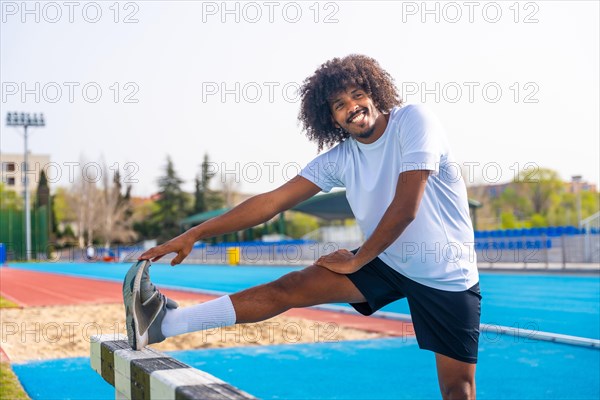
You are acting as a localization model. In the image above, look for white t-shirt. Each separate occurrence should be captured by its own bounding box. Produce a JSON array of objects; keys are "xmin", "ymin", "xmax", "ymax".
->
[{"xmin": 300, "ymin": 104, "xmax": 478, "ymax": 291}]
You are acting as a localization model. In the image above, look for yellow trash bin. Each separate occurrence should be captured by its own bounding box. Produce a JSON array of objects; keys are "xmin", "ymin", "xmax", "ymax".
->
[{"xmin": 227, "ymin": 247, "xmax": 240, "ymax": 266}]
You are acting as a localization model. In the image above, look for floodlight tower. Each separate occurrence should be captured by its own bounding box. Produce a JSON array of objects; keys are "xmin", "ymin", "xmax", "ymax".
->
[
  {"xmin": 571, "ymin": 175, "xmax": 583, "ymax": 227},
  {"xmin": 6, "ymin": 112, "xmax": 45, "ymax": 261}
]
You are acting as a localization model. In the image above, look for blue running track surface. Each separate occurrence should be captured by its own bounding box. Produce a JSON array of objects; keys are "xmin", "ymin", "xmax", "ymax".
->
[{"xmin": 13, "ymin": 337, "xmax": 600, "ymax": 399}]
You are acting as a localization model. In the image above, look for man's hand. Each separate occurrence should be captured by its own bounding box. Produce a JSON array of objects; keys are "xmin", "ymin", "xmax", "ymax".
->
[
  {"xmin": 138, "ymin": 232, "xmax": 195, "ymax": 266},
  {"xmin": 315, "ymin": 249, "xmax": 362, "ymax": 274}
]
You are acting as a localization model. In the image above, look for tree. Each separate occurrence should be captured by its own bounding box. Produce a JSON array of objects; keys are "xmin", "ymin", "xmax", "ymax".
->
[
  {"xmin": 133, "ymin": 200, "xmax": 161, "ymax": 240},
  {"xmin": 67, "ymin": 156, "xmax": 103, "ymax": 248},
  {"xmin": 0, "ymin": 183, "xmax": 21, "ymax": 211},
  {"xmin": 50, "ymin": 193, "xmax": 59, "ymax": 238},
  {"xmin": 552, "ymin": 192, "xmax": 575, "ymax": 226},
  {"xmin": 52, "ymin": 187, "xmax": 76, "ymax": 243},
  {"xmin": 192, "ymin": 154, "xmax": 224, "ymax": 214},
  {"xmin": 34, "ymin": 169, "xmax": 53, "ymax": 245},
  {"xmin": 529, "ymin": 213, "xmax": 547, "ymax": 227},
  {"xmin": 469, "ymin": 166, "xmax": 599, "ymax": 229},
  {"xmin": 52, "ymin": 187, "xmax": 75, "ymax": 224},
  {"xmin": 220, "ymin": 175, "xmax": 239, "ymax": 208},
  {"xmin": 70, "ymin": 162, "xmax": 84, "ymax": 247},
  {"xmin": 285, "ymin": 212, "xmax": 320, "ymax": 238},
  {"xmin": 547, "ymin": 190, "xmax": 600, "ymax": 226},
  {"xmin": 153, "ymin": 157, "xmax": 188, "ymax": 242},
  {"xmin": 516, "ymin": 168, "xmax": 564, "ymax": 215},
  {"xmin": 99, "ymin": 167, "xmax": 137, "ymax": 249},
  {"xmin": 581, "ymin": 192, "xmax": 600, "ymax": 220},
  {"xmin": 193, "ymin": 154, "xmax": 212, "ymax": 214},
  {"xmin": 35, "ymin": 169, "xmax": 50, "ymax": 208},
  {"xmin": 500, "ymin": 212, "xmax": 519, "ymax": 229},
  {"xmin": 492, "ymin": 187, "xmax": 530, "ymax": 221}
]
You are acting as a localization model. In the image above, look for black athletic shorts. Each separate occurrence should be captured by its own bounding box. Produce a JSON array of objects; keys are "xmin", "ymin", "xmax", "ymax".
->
[{"xmin": 346, "ymin": 254, "xmax": 482, "ymax": 364}]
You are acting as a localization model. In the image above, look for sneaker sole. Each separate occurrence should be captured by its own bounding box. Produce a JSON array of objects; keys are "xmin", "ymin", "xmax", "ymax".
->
[{"xmin": 123, "ymin": 260, "xmax": 150, "ymax": 350}]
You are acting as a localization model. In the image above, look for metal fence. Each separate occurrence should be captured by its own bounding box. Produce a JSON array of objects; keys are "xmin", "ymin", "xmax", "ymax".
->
[
  {"xmin": 14, "ymin": 229, "xmax": 600, "ymax": 270},
  {"xmin": 0, "ymin": 205, "xmax": 49, "ymax": 261},
  {"xmin": 475, "ymin": 226, "xmax": 600, "ymax": 266},
  {"xmin": 475, "ymin": 234, "xmax": 600, "ymax": 267}
]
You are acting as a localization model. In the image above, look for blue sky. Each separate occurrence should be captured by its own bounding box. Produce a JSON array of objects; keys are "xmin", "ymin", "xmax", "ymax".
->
[{"xmin": 1, "ymin": 1, "xmax": 598, "ymax": 196}]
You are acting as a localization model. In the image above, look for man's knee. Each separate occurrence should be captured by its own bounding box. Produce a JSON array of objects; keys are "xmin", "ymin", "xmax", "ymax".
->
[
  {"xmin": 269, "ymin": 271, "xmax": 306, "ymax": 303},
  {"xmin": 436, "ymin": 353, "xmax": 477, "ymax": 400}
]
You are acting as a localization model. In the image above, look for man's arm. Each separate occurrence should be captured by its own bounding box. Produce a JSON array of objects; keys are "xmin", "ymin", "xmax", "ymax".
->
[
  {"xmin": 315, "ymin": 170, "xmax": 430, "ymax": 274},
  {"xmin": 139, "ymin": 175, "xmax": 321, "ymax": 265}
]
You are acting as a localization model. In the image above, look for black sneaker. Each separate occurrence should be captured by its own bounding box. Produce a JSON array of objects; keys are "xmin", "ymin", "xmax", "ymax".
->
[{"xmin": 123, "ymin": 260, "xmax": 178, "ymax": 350}]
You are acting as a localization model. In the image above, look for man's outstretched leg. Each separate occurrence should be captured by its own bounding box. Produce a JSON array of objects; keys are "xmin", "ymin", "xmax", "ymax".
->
[
  {"xmin": 229, "ymin": 265, "xmax": 367, "ymax": 323},
  {"xmin": 124, "ymin": 261, "xmax": 366, "ymax": 349}
]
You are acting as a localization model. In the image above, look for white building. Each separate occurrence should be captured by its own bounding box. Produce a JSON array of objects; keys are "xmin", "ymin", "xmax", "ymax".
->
[{"xmin": 0, "ymin": 152, "xmax": 51, "ymax": 196}]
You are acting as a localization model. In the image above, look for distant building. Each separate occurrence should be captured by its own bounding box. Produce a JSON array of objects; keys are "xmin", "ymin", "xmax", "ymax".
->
[
  {"xmin": 0, "ymin": 152, "xmax": 51, "ymax": 196},
  {"xmin": 565, "ymin": 178, "xmax": 597, "ymax": 194}
]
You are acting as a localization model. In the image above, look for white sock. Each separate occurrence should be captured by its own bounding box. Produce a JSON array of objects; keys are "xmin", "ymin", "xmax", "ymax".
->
[{"xmin": 161, "ymin": 295, "xmax": 237, "ymax": 338}]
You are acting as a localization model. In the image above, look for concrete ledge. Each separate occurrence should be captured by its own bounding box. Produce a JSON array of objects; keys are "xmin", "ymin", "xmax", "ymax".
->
[{"xmin": 90, "ymin": 334, "xmax": 256, "ymax": 400}]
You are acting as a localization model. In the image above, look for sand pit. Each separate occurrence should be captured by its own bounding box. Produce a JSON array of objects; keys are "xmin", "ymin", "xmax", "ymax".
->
[{"xmin": 1, "ymin": 300, "xmax": 383, "ymax": 362}]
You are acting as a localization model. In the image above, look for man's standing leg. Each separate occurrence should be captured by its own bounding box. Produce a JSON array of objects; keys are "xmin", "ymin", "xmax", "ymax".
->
[{"xmin": 435, "ymin": 353, "xmax": 476, "ymax": 400}]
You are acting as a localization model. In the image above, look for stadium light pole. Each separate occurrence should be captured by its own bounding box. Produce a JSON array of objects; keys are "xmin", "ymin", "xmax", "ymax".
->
[
  {"xmin": 6, "ymin": 112, "xmax": 45, "ymax": 261},
  {"xmin": 571, "ymin": 175, "xmax": 582, "ymax": 228}
]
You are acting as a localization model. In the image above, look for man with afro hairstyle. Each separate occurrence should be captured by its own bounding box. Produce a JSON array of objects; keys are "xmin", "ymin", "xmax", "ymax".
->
[{"xmin": 136, "ymin": 54, "xmax": 480, "ymax": 399}]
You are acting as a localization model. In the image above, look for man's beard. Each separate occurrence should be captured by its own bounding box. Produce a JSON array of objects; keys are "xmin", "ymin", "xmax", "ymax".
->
[{"xmin": 354, "ymin": 125, "xmax": 376, "ymax": 139}]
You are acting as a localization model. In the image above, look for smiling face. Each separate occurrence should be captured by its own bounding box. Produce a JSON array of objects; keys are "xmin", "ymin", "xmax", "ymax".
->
[{"xmin": 328, "ymin": 86, "xmax": 387, "ymax": 143}]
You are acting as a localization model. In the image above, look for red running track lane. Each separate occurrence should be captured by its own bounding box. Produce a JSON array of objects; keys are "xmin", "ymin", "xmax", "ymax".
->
[
  {"xmin": 0, "ymin": 268, "xmax": 214, "ymax": 307},
  {"xmin": 0, "ymin": 268, "xmax": 414, "ymax": 338},
  {"xmin": 0, "ymin": 346, "xmax": 9, "ymax": 363}
]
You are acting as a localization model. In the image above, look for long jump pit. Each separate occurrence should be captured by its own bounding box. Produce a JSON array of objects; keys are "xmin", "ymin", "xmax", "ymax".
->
[{"xmin": 0, "ymin": 267, "xmax": 415, "ymax": 363}]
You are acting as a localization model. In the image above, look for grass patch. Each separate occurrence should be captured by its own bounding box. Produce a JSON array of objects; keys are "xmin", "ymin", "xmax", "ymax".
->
[
  {"xmin": 0, "ymin": 296, "xmax": 19, "ymax": 309},
  {"xmin": 0, "ymin": 362, "xmax": 30, "ymax": 400}
]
